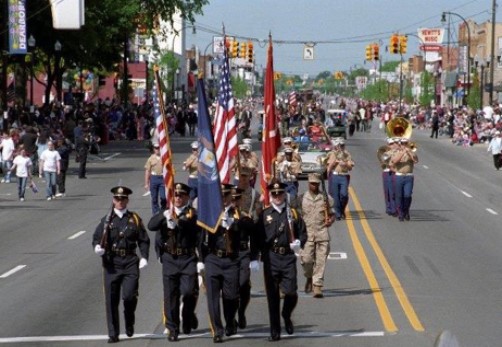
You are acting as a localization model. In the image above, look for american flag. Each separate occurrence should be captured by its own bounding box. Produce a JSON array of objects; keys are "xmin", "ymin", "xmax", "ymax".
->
[
  {"xmin": 288, "ymin": 91, "xmax": 297, "ymax": 107},
  {"xmin": 152, "ymin": 74, "xmax": 175, "ymax": 207},
  {"xmin": 213, "ymin": 41, "xmax": 238, "ymax": 184}
]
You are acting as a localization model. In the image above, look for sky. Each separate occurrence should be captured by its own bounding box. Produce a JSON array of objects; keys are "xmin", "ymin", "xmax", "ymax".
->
[{"xmin": 186, "ymin": 0, "xmax": 499, "ymax": 78}]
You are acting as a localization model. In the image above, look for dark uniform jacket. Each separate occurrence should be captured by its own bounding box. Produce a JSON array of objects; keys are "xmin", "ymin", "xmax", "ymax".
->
[
  {"xmin": 202, "ymin": 207, "xmax": 242, "ymax": 260},
  {"xmin": 147, "ymin": 206, "xmax": 201, "ymax": 259},
  {"xmin": 92, "ymin": 210, "xmax": 150, "ymax": 265},
  {"xmin": 236, "ymin": 211, "xmax": 260, "ymax": 261}
]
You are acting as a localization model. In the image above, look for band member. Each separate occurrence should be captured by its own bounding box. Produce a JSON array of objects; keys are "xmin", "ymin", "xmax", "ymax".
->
[
  {"xmin": 390, "ymin": 138, "xmax": 418, "ymax": 221},
  {"xmin": 380, "ymin": 138, "xmax": 398, "ymax": 216},
  {"xmin": 326, "ymin": 138, "xmax": 354, "ymax": 220},
  {"xmin": 257, "ymin": 181, "xmax": 307, "ymax": 341},
  {"xmin": 300, "ymin": 173, "xmax": 334, "ymax": 298},
  {"xmin": 230, "ymin": 183, "xmax": 260, "ymax": 329},
  {"xmin": 201, "ymin": 184, "xmax": 242, "ymax": 343},
  {"xmin": 147, "ymin": 183, "xmax": 201, "ymax": 341},
  {"xmin": 144, "ymin": 143, "xmax": 166, "ymax": 215},
  {"xmin": 276, "ymin": 148, "xmax": 301, "ymax": 198},
  {"xmin": 182, "ymin": 141, "xmax": 199, "ymax": 202},
  {"xmin": 92, "ymin": 186, "xmax": 150, "ymax": 343}
]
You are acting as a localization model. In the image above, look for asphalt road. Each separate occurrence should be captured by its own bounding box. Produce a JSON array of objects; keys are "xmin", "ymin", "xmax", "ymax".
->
[{"xmin": 0, "ymin": 121, "xmax": 501, "ymax": 347}]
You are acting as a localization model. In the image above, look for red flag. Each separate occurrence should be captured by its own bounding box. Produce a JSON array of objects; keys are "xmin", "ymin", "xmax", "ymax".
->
[
  {"xmin": 214, "ymin": 39, "xmax": 238, "ymax": 184},
  {"xmin": 153, "ymin": 69, "xmax": 175, "ymax": 207},
  {"xmin": 261, "ymin": 36, "xmax": 281, "ymax": 206}
]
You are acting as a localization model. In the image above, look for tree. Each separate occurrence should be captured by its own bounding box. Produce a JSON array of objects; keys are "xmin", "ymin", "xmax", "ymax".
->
[
  {"xmin": 231, "ymin": 76, "xmax": 248, "ymax": 99},
  {"xmin": 419, "ymin": 71, "xmax": 434, "ymax": 107}
]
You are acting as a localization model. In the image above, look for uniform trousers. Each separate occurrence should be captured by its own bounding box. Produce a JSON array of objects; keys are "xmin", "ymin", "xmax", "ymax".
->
[
  {"xmin": 187, "ymin": 177, "xmax": 198, "ymax": 202},
  {"xmin": 204, "ymin": 254, "xmax": 240, "ymax": 337},
  {"xmin": 161, "ymin": 253, "xmax": 198, "ymax": 335},
  {"xmin": 149, "ymin": 175, "xmax": 166, "ymax": 215},
  {"xmin": 301, "ymin": 240, "xmax": 330, "ymax": 287},
  {"xmin": 394, "ymin": 175, "xmax": 414, "ymax": 219},
  {"xmin": 103, "ymin": 255, "xmax": 140, "ymax": 338},
  {"xmin": 237, "ymin": 251, "xmax": 251, "ymax": 318},
  {"xmin": 78, "ymin": 151, "xmax": 88, "ymax": 178},
  {"xmin": 329, "ymin": 174, "xmax": 350, "ymax": 218},
  {"xmin": 382, "ymin": 171, "xmax": 396, "ymax": 215},
  {"xmin": 263, "ymin": 251, "xmax": 298, "ymax": 337}
]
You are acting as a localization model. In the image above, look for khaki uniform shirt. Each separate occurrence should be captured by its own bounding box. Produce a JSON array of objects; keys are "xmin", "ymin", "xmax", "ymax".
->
[
  {"xmin": 183, "ymin": 153, "xmax": 198, "ymax": 178},
  {"xmin": 144, "ymin": 154, "xmax": 163, "ymax": 176},
  {"xmin": 391, "ymin": 149, "xmax": 417, "ymax": 174},
  {"xmin": 301, "ymin": 191, "xmax": 334, "ymax": 242},
  {"xmin": 240, "ymin": 186, "xmax": 262, "ymax": 221},
  {"xmin": 327, "ymin": 149, "xmax": 354, "ymax": 174}
]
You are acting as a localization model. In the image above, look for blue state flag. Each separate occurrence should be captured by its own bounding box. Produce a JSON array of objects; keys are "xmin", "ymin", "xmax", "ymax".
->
[{"xmin": 196, "ymin": 78, "xmax": 223, "ymax": 233}]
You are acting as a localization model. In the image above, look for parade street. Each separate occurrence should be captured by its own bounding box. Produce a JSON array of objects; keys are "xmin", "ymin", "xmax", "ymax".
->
[{"xmin": 0, "ymin": 123, "xmax": 501, "ymax": 347}]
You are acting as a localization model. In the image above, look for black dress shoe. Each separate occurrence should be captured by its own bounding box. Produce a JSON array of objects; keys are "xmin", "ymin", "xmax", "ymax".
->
[
  {"xmin": 225, "ymin": 322, "xmax": 237, "ymax": 336},
  {"xmin": 268, "ymin": 333, "xmax": 281, "ymax": 341},
  {"xmin": 126, "ymin": 325, "xmax": 134, "ymax": 337},
  {"xmin": 107, "ymin": 336, "xmax": 119, "ymax": 343},
  {"xmin": 182, "ymin": 319, "xmax": 191, "ymax": 335},
  {"xmin": 238, "ymin": 313, "xmax": 247, "ymax": 329},
  {"xmin": 284, "ymin": 317, "xmax": 294, "ymax": 335},
  {"xmin": 404, "ymin": 213, "xmax": 410, "ymax": 221},
  {"xmin": 168, "ymin": 331, "xmax": 179, "ymax": 342},
  {"xmin": 213, "ymin": 335, "xmax": 223, "ymax": 343},
  {"xmin": 191, "ymin": 314, "xmax": 199, "ymax": 330}
]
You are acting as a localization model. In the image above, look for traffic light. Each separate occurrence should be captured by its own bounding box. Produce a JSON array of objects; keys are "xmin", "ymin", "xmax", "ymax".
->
[
  {"xmin": 247, "ymin": 42, "xmax": 253, "ymax": 63},
  {"xmin": 365, "ymin": 45, "xmax": 372, "ymax": 61},
  {"xmin": 98, "ymin": 75, "xmax": 106, "ymax": 86},
  {"xmin": 225, "ymin": 38, "xmax": 231, "ymax": 57},
  {"xmin": 373, "ymin": 44, "xmax": 379, "ymax": 61},
  {"xmin": 335, "ymin": 71, "xmax": 343, "ymax": 80},
  {"xmin": 390, "ymin": 34, "xmax": 399, "ymax": 54},
  {"xmin": 274, "ymin": 72, "xmax": 282, "ymax": 81},
  {"xmin": 231, "ymin": 40, "xmax": 239, "ymax": 58},
  {"xmin": 399, "ymin": 35, "xmax": 408, "ymax": 54},
  {"xmin": 240, "ymin": 42, "xmax": 247, "ymax": 59}
]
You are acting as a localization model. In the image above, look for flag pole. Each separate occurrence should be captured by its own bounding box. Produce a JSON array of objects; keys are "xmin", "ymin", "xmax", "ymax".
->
[{"xmin": 153, "ymin": 65, "xmax": 175, "ymax": 209}]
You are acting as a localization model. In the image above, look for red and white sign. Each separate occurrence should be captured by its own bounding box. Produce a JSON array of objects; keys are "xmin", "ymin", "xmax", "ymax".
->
[{"xmin": 417, "ymin": 28, "xmax": 444, "ymax": 52}]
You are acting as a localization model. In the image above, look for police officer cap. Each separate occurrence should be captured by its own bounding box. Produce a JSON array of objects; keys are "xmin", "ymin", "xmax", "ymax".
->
[
  {"xmin": 308, "ymin": 173, "xmax": 322, "ymax": 183},
  {"xmin": 111, "ymin": 186, "xmax": 133, "ymax": 197},
  {"xmin": 190, "ymin": 141, "xmax": 199, "ymax": 149},
  {"xmin": 267, "ymin": 181, "xmax": 287, "ymax": 194},
  {"xmin": 231, "ymin": 187, "xmax": 244, "ymax": 198},
  {"xmin": 174, "ymin": 182, "xmax": 191, "ymax": 195},
  {"xmin": 221, "ymin": 183, "xmax": 234, "ymax": 194}
]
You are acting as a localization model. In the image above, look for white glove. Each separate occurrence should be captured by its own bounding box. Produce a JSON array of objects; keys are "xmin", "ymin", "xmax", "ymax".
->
[
  {"xmin": 94, "ymin": 245, "xmax": 105, "ymax": 256},
  {"xmin": 222, "ymin": 217, "xmax": 234, "ymax": 229},
  {"xmin": 167, "ymin": 220, "xmax": 176, "ymax": 229},
  {"xmin": 289, "ymin": 239, "xmax": 301, "ymax": 252},
  {"xmin": 139, "ymin": 258, "xmax": 148, "ymax": 269},
  {"xmin": 249, "ymin": 260, "xmax": 260, "ymax": 272},
  {"xmin": 164, "ymin": 210, "xmax": 176, "ymax": 229},
  {"xmin": 197, "ymin": 262, "xmax": 205, "ymax": 273},
  {"xmin": 163, "ymin": 209, "xmax": 173, "ymax": 221}
]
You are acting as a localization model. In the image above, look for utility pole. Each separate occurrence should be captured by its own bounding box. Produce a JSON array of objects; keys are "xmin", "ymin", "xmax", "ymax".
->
[{"xmin": 489, "ymin": 0, "xmax": 497, "ymax": 105}]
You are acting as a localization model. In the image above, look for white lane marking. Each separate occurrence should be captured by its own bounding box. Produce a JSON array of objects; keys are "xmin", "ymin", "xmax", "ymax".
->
[
  {"xmin": 68, "ymin": 231, "xmax": 86, "ymax": 240},
  {"xmin": 0, "ymin": 193, "xmax": 12, "ymax": 196},
  {"xmin": 328, "ymin": 252, "xmax": 347, "ymax": 260},
  {"xmin": 103, "ymin": 152, "xmax": 121, "ymax": 161},
  {"xmin": 142, "ymin": 191, "xmax": 151, "ymax": 197},
  {"xmin": 422, "ymin": 165, "xmax": 429, "ymax": 169},
  {"xmin": 0, "ymin": 331, "xmax": 387, "ymax": 343},
  {"xmin": 0, "ymin": 265, "xmax": 26, "ymax": 279},
  {"xmin": 486, "ymin": 208, "xmax": 498, "ymax": 215},
  {"xmin": 460, "ymin": 191, "xmax": 472, "ymax": 198}
]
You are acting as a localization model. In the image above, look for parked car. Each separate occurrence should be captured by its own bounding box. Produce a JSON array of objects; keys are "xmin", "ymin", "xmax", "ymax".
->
[{"xmin": 325, "ymin": 109, "xmax": 347, "ymax": 139}]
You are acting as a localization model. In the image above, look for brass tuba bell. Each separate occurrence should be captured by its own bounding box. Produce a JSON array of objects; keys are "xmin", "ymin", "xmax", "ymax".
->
[{"xmin": 386, "ymin": 117, "xmax": 412, "ymax": 139}]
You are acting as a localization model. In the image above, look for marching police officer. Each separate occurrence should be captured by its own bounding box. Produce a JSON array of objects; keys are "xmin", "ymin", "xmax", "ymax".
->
[
  {"xmin": 326, "ymin": 138, "xmax": 354, "ymax": 220},
  {"xmin": 92, "ymin": 186, "xmax": 150, "ymax": 343},
  {"xmin": 230, "ymin": 184, "xmax": 260, "ymax": 329},
  {"xmin": 201, "ymin": 184, "xmax": 242, "ymax": 343},
  {"xmin": 257, "ymin": 181, "xmax": 307, "ymax": 341},
  {"xmin": 147, "ymin": 183, "xmax": 201, "ymax": 342}
]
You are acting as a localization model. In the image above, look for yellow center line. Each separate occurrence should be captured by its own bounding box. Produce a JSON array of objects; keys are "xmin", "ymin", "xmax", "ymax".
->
[
  {"xmin": 345, "ymin": 209, "xmax": 398, "ymax": 333},
  {"xmin": 349, "ymin": 186, "xmax": 425, "ymax": 332}
]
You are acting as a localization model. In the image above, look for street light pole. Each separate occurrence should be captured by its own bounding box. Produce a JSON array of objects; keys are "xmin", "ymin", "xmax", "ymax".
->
[
  {"xmin": 441, "ymin": 11, "xmax": 471, "ymax": 106},
  {"xmin": 489, "ymin": 0, "xmax": 497, "ymax": 105},
  {"xmin": 54, "ymin": 40, "xmax": 62, "ymax": 102},
  {"xmin": 28, "ymin": 35, "xmax": 36, "ymax": 106}
]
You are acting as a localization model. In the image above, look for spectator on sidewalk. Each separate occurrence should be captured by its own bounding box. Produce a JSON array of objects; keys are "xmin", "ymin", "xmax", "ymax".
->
[
  {"xmin": 487, "ymin": 131, "xmax": 502, "ymax": 170},
  {"xmin": 0, "ymin": 129, "xmax": 15, "ymax": 183},
  {"xmin": 10, "ymin": 145, "xmax": 33, "ymax": 201}
]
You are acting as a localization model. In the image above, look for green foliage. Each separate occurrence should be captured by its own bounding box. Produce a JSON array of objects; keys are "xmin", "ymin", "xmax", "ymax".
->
[
  {"xmin": 381, "ymin": 61, "xmax": 400, "ymax": 72},
  {"xmin": 419, "ymin": 71, "xmax": 434, "ymax": 107},
  {"xmin": 467, "ymin": 72, "xmax": 481, "ymax": 109},
  {"xmin": 231, "ymin": 76, "xmax": 249, "ymax": 99}
]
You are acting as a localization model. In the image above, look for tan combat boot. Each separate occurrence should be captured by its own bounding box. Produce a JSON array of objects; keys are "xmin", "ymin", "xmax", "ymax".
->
[
  {"xmin": 313, "ymin": 285, "xmax": 323, "ymax": 298},
  {"xmin": 304, "ymin": 278, "xmax": 313, "ymax": 293}
]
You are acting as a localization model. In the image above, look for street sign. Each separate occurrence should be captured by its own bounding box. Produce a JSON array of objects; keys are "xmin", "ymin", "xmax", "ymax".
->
[{"xmin": 303, "ymin": 45, "xmax": 314, "ymax": 60}]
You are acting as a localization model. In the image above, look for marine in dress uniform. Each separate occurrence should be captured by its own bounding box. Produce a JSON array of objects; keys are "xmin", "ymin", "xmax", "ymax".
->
[
  {"xmin": 144, "ymin": 143, "xmax": 166, "ymax": 215},
  {"xmin": 230, "ymin": 183, "xmax": 260, "ymax": 329},
  {"xmin": 326, "ymin": 138, "xmax": 354, "ymax": 220},
  {"xmin": 300, "ymin": 173, "xmax": 335, "ymax": 298},
  {"xmin": 381, "ymin": 138, "xmax": 398, "ymax": 216},
  {"xmin": 182, "ymin": 141, "xmax": 199, "ymax": 202},
  {"xmin": 147, "ymin": 183, "xmax": 201, "ymax": 342},
  {"xmin": 390, "ymin": 138, "xmax": 418, "ymax": 221},
  {"xmin": 276, "ymin": 138, "xmax": 302, "ymax": 199},
  {"xmin": 256, "ymin": 182, "xmax": 307, "ymax": 341},
  {"xmin": 92, "ymin": 186, "xmax": 150, "ymax": 344},
  {"xmin": 201, "ymin": 184, "xmax": 242, "ymax": 343}
]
